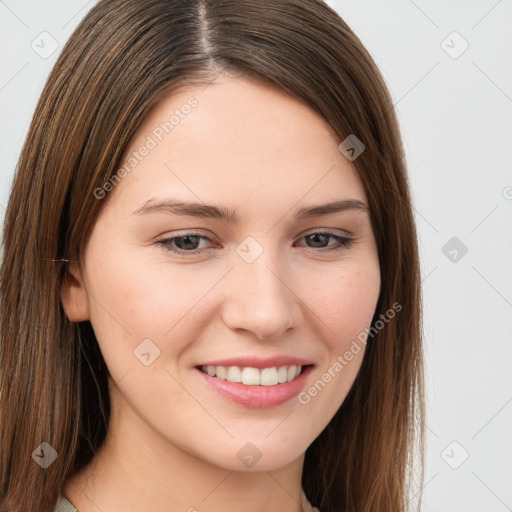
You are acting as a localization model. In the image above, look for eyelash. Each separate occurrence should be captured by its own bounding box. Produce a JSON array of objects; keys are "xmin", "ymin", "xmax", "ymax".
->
[{"xmin": 156, "ymin": 230, "xmax": 355, "ymax": 257}]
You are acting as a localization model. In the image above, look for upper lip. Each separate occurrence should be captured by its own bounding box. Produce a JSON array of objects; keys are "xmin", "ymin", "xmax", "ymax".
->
[{"xmin": 196, "ymin": 356, "xmax": 313, "ymax": 369}]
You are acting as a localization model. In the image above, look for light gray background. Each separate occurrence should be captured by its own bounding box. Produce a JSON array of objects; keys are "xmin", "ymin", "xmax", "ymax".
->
[{"xmin": 1, "ymin": 1, "xmax": 511, "ymax": 510}]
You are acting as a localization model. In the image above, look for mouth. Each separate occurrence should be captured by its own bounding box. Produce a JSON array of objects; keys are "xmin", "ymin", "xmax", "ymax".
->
[
  {"xmin": 196, "ymin": 364, "xmax": 313, "ymax": 386},
  {"xmin": 194, "ymin": 363, "xmax": 314, "ymax": 408}
]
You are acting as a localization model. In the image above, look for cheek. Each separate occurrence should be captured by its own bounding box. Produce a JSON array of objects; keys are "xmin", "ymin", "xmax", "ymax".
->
[
  {"xmin": 275, "ymin": 260, "xmax": 381, "ymax": 445},
  {"xmin": 83, "ymin": 246, "xmax": 222, "ymax": 377},
  {"xmin": 310, "ymin": 260, "xmax": 381, "ymax": 347}
]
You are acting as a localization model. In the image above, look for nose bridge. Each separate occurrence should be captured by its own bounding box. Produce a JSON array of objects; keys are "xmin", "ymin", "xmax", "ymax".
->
[{"xmin": 222, "ymin": 237, "xmax": 301, "ymax": 338}]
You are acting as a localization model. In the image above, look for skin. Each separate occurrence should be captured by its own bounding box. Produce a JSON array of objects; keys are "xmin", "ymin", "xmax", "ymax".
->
[{"xmin": 60, "ymin": 74, "xmax": 381, "ymax": 512}]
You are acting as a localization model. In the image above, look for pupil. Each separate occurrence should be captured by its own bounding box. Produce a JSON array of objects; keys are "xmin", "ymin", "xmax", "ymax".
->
[
  {"xmin": 308, "ymin": 233, "xmax": 328, "ymax": 247},
  {"xmin": 177, "ymin": 235, "xmax": 199, "ymax": 250}
]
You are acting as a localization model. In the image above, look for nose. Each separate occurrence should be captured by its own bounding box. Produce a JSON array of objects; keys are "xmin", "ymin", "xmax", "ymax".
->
[{"xmin": 221, "ymin": 246, "xmax": 303, "ymax": 340}]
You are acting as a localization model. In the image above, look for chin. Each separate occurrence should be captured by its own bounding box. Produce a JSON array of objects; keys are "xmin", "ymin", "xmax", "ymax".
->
[{"xmin": 194, "ymin": 435, "xmax": 309, "ymax": 473}]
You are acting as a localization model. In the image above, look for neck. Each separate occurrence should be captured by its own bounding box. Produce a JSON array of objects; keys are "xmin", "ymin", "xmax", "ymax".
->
[{"xmin": 64, "ymin": 381, "xmax": 306, "ymax": 512}]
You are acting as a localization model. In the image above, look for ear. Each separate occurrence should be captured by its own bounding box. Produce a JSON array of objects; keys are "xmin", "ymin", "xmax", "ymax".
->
[{"xmin": 60, "ymin": 261, "xmax": 90, "ymax": 322}]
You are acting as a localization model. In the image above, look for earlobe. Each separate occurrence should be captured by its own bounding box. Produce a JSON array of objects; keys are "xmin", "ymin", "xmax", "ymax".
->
[{"xmin": 60, "ymin": 261, "xmax": 90, "ymax": 322}]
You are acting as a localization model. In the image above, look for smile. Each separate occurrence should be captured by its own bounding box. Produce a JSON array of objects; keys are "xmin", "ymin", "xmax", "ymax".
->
[
  {"xmin": 199, "ymin": 364, "xmax": 303, "ymax": 386},
  {"xmin": 194, "ymin": 363, "xmax": 314, "ymax": 409}
]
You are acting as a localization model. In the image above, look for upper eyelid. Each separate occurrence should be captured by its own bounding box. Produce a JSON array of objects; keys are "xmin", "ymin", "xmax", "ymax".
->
[{"xmin": 158, "ymin": 227, "xmax": 354, "ymax": 240}]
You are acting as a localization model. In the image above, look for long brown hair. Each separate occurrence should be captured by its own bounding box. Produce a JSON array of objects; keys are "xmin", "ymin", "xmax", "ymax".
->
[{"xmin": 0, "ymin": 1, "xmax": 425, "ymax": 511}]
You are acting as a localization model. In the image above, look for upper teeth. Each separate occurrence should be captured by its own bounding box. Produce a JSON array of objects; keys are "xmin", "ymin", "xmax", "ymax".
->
[{"xmin": 200, "ymin": 365, "xmax": 302, "ymax": 386}]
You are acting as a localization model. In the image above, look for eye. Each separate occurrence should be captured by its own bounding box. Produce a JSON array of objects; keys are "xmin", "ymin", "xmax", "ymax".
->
[
  {"xmin": 157, "ymin": 233, "xmax": 213, "ymax": 256},
  {"xmin": 156, "ymin": 230, "xmax": 355, "ymax": 257},
  {"xmin": 295, "ymin": 231, "xmax": 355, "ymax": 252}
]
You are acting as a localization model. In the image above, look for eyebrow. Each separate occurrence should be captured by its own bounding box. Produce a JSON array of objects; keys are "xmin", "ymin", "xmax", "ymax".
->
[{"xmin": 132, "ymin": 197, "xmax": 369, "ymax": 223}]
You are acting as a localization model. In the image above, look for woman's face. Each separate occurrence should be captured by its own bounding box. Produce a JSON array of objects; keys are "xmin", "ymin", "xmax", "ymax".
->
[{"xmin": 62, "ymin": 75, "xmax": 380, "ymax": 472}]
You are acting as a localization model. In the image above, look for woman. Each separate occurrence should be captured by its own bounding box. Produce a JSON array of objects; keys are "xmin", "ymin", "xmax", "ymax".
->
[{"xmin": 0, "ymin": 1, "xmax": 425, "ymax": 511}]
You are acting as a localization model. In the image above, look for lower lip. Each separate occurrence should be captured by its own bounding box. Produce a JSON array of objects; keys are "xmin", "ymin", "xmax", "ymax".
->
[{"xmin": 194, "ymin": 365, "xmax": 313, "ymax": 409}]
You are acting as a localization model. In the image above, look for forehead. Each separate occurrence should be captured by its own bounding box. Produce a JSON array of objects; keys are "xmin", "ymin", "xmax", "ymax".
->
[{"xmin": 108, "ymin": 75, "xmax": 367, "ymax": 214}]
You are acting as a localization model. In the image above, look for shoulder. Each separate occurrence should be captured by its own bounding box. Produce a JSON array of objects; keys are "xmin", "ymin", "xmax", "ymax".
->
[{"xmin": 53, "ymin": 496, "xmax": 79, "ymax": 512}]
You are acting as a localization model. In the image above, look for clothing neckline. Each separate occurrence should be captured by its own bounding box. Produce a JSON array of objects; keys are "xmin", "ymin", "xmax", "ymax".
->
[{"xmin": 57, "ymin": 487, "xmax": 320, "ymax": 512}]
